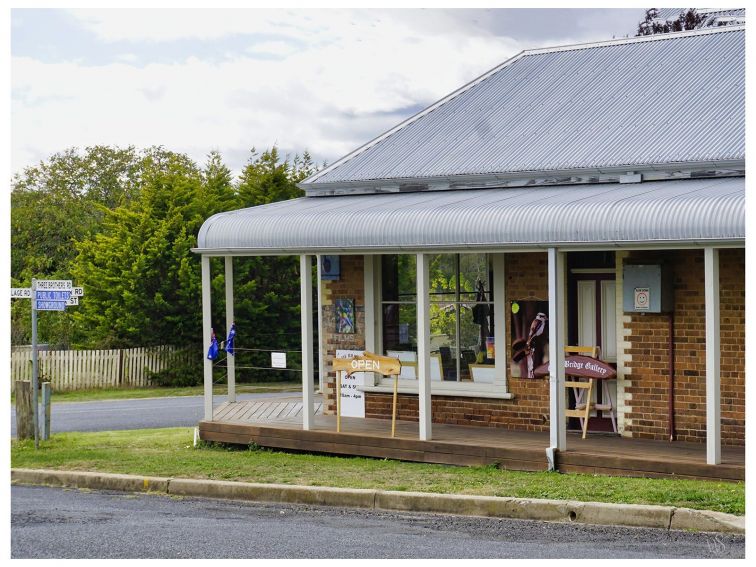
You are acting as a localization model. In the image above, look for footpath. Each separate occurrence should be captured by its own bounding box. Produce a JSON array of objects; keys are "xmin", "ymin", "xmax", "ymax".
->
[{"xmin": 11, "ymin": 468, "xmax": 744, "ymax": 534}]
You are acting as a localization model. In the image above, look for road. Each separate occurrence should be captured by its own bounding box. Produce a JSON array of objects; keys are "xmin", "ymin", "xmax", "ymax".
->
[
  {"xmin": 11, "ymin": 486, "xmax": 743, "ymax": 559},
  {"xmin": 10, "ymin": 391, "xmax": 302, "ymax": 436}
]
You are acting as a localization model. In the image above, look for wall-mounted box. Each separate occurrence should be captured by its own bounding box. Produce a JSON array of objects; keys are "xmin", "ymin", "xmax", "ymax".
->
[{"xmin": 622, "ymin": 264, "xmax": 673, "ymax": 313}]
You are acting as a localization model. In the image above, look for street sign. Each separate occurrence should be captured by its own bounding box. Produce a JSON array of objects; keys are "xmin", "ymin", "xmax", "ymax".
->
[
  {"xmin": 72, "ymin": 287, "xmax": 84, "ymax": 297},
  {"xmin": 35, "ymin": 290, "xmax": 72, "ymax": 301},
  {"xmin": 66, "ymin": 296, "xmax": 79, "ymax": 306},
  {"xmin": 36, "ymin": 300, "xmax": 67, "ymax": 311},
  {"xmin": 36, "ymin": 280, "xmax": 72, "ymax": 291},
  {"xmin": 11, "ymin": 288, "xmax": 32, "ymax": 298}
]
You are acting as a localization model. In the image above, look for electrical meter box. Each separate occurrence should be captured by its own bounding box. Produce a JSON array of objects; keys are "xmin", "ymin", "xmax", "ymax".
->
[{"xmin": 622, "ymin": 264, "xmax": 673, "ymax": 313}]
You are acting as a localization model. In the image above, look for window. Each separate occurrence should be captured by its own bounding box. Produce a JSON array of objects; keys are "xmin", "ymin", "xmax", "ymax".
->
[{"xmin": 381, "ymin": 253, "xmax": 496, "ymax": 383}]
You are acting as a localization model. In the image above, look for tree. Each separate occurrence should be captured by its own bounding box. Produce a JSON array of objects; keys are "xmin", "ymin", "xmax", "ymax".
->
[
  {"xmin": 637, "ymin": 8, "xmax": 669, "ymax": 36},
  {"xmin": 637, "ymin": 8, "xmax": 704, "ymax": 36},
  {"xmin": 10, "ymin": 146, "xmax": 149, "ymax": 347},
  {"xmin": 229, "ymin": 148, "xmax": 317, "ymax": 379},
  {"xmin": 70, "ymin": 151, "xmax": 233, "ymax": 348},
  {"xmin": 12, "ymin": 144, "xmax": 320, "ymax": 385}
]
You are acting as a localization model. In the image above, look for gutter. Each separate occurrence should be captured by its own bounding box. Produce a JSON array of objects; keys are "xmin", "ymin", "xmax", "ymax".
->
[{"xmin": 191, "ymin": 239, "xmax": 745, "ymax": 257}]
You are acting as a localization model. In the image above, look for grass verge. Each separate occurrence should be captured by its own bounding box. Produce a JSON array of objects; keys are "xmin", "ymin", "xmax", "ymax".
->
[
  {"xmin": 10, "ymin": 427, "xmax": 744, "ymax": 515},
  {"xmin": 10, "ymin": 383, "xmax": 300, "ymax": 404}
]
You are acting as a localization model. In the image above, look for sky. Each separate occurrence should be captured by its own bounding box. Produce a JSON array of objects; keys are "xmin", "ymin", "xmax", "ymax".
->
[{"xmin": 11, "ymin": 7, "xmax": 645, "ymax": 177}]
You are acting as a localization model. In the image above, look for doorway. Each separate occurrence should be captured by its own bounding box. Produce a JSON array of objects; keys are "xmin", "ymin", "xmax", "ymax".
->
[{"xmin": 567, "ymin": 252, "xmax": 617, "ymax": 433}]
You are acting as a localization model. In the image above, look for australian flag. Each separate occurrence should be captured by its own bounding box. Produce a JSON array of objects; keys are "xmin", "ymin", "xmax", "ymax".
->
[
  {"xmin": 207, "ymin": 329, "xmax": 219, "ymax": 360},
  {"xmin": 225, "ymin": 323, "xmax": 236, "ymax": 356}
]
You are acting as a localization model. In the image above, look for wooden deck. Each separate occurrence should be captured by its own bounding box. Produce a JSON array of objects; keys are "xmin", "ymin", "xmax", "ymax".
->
[{"xmin": 200, "ymin": 400, "xmax": 744, "ymax": 482}]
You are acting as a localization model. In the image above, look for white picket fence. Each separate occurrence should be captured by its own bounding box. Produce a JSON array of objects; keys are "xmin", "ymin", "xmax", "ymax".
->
[{"xmin": 10, "ymin": 345, "xmax": 192, "ymax": 392}]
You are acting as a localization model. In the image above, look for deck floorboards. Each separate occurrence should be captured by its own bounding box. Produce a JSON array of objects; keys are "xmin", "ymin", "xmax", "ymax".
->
[{"xmin": 200, "ymin": 400, "xmax": 744, "ymax": 481}]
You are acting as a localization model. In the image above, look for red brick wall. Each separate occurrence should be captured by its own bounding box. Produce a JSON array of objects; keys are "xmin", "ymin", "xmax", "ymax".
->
[
  {"xmin": 720, "ymin": 248, "xmax": 746, "ymax": 444},
  {"xmin": 622, "ymin": 249, "xmax": 744, "ymax": 445},
  {"xmin": 320, "ymin": 255, "xmax": 365, "ymax": 415}
]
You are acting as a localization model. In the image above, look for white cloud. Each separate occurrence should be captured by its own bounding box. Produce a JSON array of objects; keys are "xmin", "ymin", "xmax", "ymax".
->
[
  {"xmin": 13, "ymin": 10, "xmax": 531, "ymax": 175},
  {"xmin": 245, "ymin": 40, "xmax": 300, "ymax": 58}
]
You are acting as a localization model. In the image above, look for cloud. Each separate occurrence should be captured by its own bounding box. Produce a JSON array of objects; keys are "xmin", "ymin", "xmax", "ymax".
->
[{"xmin": 11, "ymin": 8, "xmax": 643, "ymax": 176}]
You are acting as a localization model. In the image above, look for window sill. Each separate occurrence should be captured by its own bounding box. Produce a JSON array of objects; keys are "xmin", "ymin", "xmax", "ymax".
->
[{"xmin": 360, "ymin": 382, "xmax": 515, "ymax": 400}]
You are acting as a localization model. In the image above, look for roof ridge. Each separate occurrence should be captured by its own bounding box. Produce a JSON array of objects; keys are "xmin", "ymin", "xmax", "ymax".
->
[{"xmin": 520, "ymin": 24, "xmax": 744, "ymax": 57}]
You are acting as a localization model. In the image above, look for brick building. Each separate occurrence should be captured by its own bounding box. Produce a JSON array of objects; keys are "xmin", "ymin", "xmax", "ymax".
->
[{"xmin": 195, "ymin": 26, "xmax": 744, "ymax": 471}]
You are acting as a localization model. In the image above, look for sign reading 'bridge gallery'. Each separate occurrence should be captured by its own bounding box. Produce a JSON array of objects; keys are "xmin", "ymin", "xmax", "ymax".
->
[{"xmin": 533, "ymin": 355, "xmax": 616, "ymax": 380}]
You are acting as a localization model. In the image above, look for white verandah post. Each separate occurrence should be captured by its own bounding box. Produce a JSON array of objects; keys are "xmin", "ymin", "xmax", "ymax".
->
[
  {"xmin": 316, "ymin": 254, "xmax": 325, "ymax": 393},
  {"xmin": 492, "ymin": 253, "xmax": 507, "ymax": 391},
  {"xmin": 705, "ymin": 247, "xmax": 721, "ymax": 465},
  {"xmin": 548, "ymin": 247, "xmax": 567, "ymax": 454},
  {"xmin": 364, "ymin": 255, "xmax": 376, "ymax": 354},
  {"xmin": 300, "ymin": 254, "xmax": 315, "ymax": 430},
  {"xmin": 201, "ymin": 255, "xmax": 213, "ymax": 421},
  {"xmin": 225, "ymin": 256, "xmax": 236, "ymax": 403},
  {"xmin": 416, "ymin": 252, "xmax": 432, "ymax": 441}
]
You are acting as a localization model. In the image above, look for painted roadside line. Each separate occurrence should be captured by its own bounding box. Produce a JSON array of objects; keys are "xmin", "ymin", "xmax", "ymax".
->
[{"xmin": 10, "ymin": 468, "xmax": 744, "ymax": 534}]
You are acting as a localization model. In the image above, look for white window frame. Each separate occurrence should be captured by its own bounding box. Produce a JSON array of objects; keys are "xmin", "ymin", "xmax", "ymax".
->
[{"xmin": 364, "ymin": 252, "xmax": 512, "ymax": 399}]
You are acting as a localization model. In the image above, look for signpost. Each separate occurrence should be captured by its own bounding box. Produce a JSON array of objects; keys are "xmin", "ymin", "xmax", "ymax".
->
[{"xmin": 11, "ymin": 279, "xmax": 83, "ymax": 448}]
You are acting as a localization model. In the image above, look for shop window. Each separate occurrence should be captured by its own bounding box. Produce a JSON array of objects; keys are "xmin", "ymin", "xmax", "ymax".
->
[{"xmin": 381, "ymin": 253, "xmax": 495, "ymax": 383}]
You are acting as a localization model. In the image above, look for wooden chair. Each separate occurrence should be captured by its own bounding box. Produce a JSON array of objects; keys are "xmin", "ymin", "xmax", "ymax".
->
[{"xmin": 563, "ymin": 345, "xmax": 600, "ymax": 439}]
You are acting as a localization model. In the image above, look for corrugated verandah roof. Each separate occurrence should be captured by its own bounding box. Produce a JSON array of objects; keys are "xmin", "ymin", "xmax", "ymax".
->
[
  {"xmin": 303, "ymin": 27, "xmax": 744, "ymax": 188},
  {"xmin": 195, "ymin": 177, "xmax": 744, "ymax": 254}
]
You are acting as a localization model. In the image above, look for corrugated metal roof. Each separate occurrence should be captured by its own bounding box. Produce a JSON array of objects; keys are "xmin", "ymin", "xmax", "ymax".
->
[
  {"xmin": 304, "ymin": 27, "xmax": 744, "ymax": 188},
  {"xmin": 196, "ymin": 177, "xmax": 744, "ymax": 253}
]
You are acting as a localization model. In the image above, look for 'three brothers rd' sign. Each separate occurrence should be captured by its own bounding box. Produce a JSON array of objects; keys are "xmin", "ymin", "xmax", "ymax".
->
[
  {"xmin": 533, "ymin": 355, "xmax": 616, "ymax": 380},
  {"xmin": 332, "ymin": 352, "xmax": 402, "ymax": 377}
]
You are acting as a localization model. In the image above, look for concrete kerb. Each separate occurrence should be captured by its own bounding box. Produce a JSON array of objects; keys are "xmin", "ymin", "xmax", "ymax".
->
[
  {"xmin": 11, "ymin": 468, "xmax": 170, "ymax": 494},
  {"xmin": 10, "ymin": 468, "xmax": 744, "ymax": 534}
]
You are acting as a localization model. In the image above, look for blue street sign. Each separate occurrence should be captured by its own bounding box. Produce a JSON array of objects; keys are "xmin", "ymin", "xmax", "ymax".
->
[
  {"xmin": 36, "ymin": 300, "xmax": 67, "ymax": 311},
  {"xmin": 35, "ymin": 290, "xmax": 72, "ymax": 301}
]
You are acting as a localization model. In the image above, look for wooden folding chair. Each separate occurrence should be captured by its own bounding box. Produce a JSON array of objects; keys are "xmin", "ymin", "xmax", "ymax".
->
[{"xmin": 564, "ymin": 345, "xmax": 600, "ymax": 439}]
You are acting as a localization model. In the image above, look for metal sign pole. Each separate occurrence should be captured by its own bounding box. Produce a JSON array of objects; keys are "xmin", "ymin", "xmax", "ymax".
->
[{"xmin": 31, "ymin": 278, "xmax": 39, "ymax": 449}]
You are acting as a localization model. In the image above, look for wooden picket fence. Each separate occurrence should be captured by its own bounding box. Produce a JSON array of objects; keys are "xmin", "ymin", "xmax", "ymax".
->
[{"xmin": 10, "ymin": 345, "xmax": 192, "ymax": 392}]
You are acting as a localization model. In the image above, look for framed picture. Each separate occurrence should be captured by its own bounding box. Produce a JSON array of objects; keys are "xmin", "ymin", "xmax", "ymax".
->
[
  {"xmin": 335, "ymin": 298, "xmax": 355, "ymax": 334},
  {"xmin": 320, "ymin": 255, "xmax": 340, "ymax": 280}
]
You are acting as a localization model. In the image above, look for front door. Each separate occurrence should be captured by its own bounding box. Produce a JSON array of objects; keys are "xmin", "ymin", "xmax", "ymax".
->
[{"xmin": 567, "ymin": 253, "xmax": 617, "ymax": 433}]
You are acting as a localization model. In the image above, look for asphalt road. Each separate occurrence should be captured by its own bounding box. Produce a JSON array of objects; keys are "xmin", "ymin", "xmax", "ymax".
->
[
  {"xmin": 11, "ymin": 486, "xmax": 744, "ymax": 559},
  {"xmin": 10, "ymin": 391, "xmax": 302, "ymax": 436}
]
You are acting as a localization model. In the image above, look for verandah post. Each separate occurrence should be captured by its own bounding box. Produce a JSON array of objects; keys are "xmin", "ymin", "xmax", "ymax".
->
[
  {"xmin": 704, "ymin": 247, "xmax": 721, "ymax": 465},
  {"xmin": 548, "ymin": 247, "xmax": 567, "ymax": 456},
  {"xmin": 300, "ymin": 254, "xmax": 315, "ymax": 430},
  {"xmin": 224, "ymin": 255, "xmax": 236, "ymax": 403},
  {"xmin": 201, "ymin": 255, "xmax": 213, "ymax": 421},
  {"xmin": 316, "ymin": 254, "xmax": 325, "ymax": 393},
  {"xmin": 492, "ymin": 253, "xmax": 507, "ymax": 391},
  {"xmin": 416, "ymin": 252, "xmax": 432, "ymax": 441}
]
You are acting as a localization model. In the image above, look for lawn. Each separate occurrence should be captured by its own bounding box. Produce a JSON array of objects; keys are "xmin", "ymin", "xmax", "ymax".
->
[
  {"xmin": 10, "ymin": 382, "xmax": 301, "ymax": 404},
  {"xmin": 11, "ymin": 427, "xmax": 745, "ymax": 515}
]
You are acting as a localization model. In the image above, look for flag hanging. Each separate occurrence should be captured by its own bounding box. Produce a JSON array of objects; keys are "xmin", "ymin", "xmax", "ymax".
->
[
  {"xmin": 225, "ymin": 323, "xmax": 236, "ymax": 356},
  {"xmin": 207, "ymin": 329, "xmax": 219, "ymax": 360}
]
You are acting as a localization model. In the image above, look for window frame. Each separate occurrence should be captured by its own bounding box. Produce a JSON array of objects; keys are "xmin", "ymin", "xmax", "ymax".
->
[{"xmin": 367, "ymin": 252, "xmax": 511, "ymax": 399}]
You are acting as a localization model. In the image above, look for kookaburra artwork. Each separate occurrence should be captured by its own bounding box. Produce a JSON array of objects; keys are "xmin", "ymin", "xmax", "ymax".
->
[{"xmin": 526, "ymin": 312, "xmax": 548, "ymax": 378}]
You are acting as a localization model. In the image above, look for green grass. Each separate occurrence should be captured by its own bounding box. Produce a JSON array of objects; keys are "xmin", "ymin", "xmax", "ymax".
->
[
  {"xmin": 10, "ymin": 427, "xmax": 744, "ymax": 515},
  {"xmin": 10, "ymin": 382, "xmax": 300, "ymax": 404}
]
